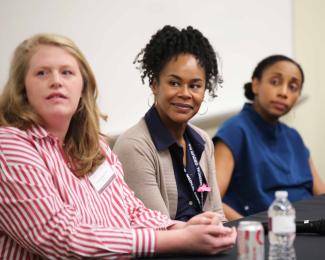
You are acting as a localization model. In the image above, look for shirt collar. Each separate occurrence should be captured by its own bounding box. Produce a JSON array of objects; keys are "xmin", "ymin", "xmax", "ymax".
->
[
  {"xmin": 185, "ymin": 124, "xmax": 205, "ymax": 158},
  {"xmin": 26, "ymin": 124, "xmax": 60, "ymax": 143},
  {"xmin": 144, "ymin": 106, "xmax": 205, "ymax": 153},
  {"xmin": 243, "ymin": 102, "xmax": 281, "ymax": 139}
]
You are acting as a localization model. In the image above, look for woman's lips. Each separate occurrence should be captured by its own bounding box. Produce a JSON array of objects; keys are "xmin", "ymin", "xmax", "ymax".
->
[
  {"xmin": 172, "ymin": 102, "xmax": 193, "ymax": 111},
  {"xmin": 271, "ymin": 101, "xmax": 287, "ymax": 111},
  {"xmin": 46, "ymin": 93, "xmax": 67, "ymax": 100}
]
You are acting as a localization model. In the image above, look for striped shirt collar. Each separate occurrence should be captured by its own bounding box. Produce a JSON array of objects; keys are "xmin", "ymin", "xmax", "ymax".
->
[{"xmin": 26, "ymin": 124, "xmax": 61, "ymax": 144}]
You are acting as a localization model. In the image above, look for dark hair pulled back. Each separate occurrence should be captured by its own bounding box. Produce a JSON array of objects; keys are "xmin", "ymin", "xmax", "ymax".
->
[{"xmin": 244, "ymin": 55, "xmax": 304, "ymax": 100}]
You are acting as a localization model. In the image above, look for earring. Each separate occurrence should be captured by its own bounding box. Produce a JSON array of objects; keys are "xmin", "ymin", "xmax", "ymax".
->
[
  {"xmin": 147, "ymin": 93, "xmax": 155, "ymax": 107},
  {"xmin": 198, "ymin": 100, "xmax": 208, "ymax": 115}
]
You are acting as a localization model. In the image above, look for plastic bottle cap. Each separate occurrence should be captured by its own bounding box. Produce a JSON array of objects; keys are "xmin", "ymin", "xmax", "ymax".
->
[{"xmin": 275, "ymin": 190, "xmax": 288, "ymax": 199}]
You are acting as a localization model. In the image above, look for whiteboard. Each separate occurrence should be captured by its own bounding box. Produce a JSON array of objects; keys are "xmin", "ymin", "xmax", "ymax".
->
[{"xmin": 0, "ymin": 0, "xmax": 292, "ymax": 135}]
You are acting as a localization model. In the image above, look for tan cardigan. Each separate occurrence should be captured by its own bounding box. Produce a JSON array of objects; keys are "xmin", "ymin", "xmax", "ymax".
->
[{"xmin": 113, "ymin": 118, "xmax": 225, "ymax": 220}]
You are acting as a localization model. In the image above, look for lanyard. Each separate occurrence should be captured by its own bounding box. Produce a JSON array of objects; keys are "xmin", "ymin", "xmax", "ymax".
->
[{"xmin": 184, "ymin": 142, "xmax": 204, "ymax": 209}]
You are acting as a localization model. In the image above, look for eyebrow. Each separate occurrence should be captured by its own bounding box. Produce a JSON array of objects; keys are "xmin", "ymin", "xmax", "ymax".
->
[
  {"xmin": 168, "ymin": 74, "xmax": 204, "ymax": 82},
  {"xmin": 270, "ymin": 72, "xmax": 301, "ymax": 83},
  {"xmin": 290, "ymin": 77, "xmax": 301, "ymax": 83},
  {"xmin": 30, "ymin": 64, "xmax": 76, "ymax": 69}
]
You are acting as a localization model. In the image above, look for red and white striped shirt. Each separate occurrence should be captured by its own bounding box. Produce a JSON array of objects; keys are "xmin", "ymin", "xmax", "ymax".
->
[{"xmin": 0, "ymin": 125, "xmax": 174, "ymax": 259}]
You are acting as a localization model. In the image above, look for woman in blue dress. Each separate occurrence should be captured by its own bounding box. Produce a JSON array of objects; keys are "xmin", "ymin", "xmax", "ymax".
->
[{"xmin": 213, "ymin": 55, "xmax": 325, "ymax": 220}]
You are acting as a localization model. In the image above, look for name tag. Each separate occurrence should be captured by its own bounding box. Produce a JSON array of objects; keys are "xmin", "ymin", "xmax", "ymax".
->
[{"xmin": 89, "ymin": 160, "xmax": 115, "ymax": 193}]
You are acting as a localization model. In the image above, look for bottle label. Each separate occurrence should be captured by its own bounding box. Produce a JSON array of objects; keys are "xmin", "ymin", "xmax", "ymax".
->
[{"xmin": 272, "ymin": 216, "xmax": 296, "ymax": 233}]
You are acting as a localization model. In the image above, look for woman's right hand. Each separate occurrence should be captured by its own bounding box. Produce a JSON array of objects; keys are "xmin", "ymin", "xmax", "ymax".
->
[
  {"xmin": 182, "ymin": 224, "xmax": 237, "ymax": 255},
  {"xmin": 156, "ymin": 223, "xmax": 237, "ymax": 255}
]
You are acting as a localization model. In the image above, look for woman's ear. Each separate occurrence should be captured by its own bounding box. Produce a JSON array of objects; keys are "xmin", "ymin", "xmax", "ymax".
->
[
  {"xmin": 252, "ymin": 78, "xmax": 259, "ymax": 95},
  {"xmin": 151, "ymin": 79, "xmax": 159, "ymax": 95}
]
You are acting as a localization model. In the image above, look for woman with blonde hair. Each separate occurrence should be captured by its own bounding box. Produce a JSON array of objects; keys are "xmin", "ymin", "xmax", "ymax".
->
[
  {"xmin": 0, "ymin": 33, "xmax": 236, "ymax": 258},
  {"xmin": 0, "ymin": 34, "xmax": 104, "ymax": 176}
]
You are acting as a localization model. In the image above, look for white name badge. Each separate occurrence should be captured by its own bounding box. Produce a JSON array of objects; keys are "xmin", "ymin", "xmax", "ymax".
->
[{"xmin": 89, "ymin": 160, "xmax": 115, "ymax": 193}]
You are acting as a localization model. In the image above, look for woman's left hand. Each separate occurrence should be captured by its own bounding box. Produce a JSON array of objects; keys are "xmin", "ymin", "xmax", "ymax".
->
[
  {"xmin": 186, "ymin": 211, "xmax": 223, "ymax": 226},
  {"xmin": 169, "ymin": 211, "xmax": 223, "ymax": 230}
]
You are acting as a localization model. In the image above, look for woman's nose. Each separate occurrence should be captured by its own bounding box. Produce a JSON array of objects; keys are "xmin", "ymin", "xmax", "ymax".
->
[
  {"xmin": 278, "ymin": 85, "xmax": 288, "ymax": 97},
  {"xmin": 50, "ymin": 72, "xmax": 62, "ymax": 88},
  {"xmin": 178, "ymin": 85, "xmax": 191, "ymax": 97}
]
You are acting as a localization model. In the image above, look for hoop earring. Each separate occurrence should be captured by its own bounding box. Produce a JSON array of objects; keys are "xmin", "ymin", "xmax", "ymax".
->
[
  {"xmin": 198, "ymin": 100, "xmax": 208, "ymax": 115},
  {"xmin": 147, "ymin": 93, "xmax": 155, "ymax": 107}
]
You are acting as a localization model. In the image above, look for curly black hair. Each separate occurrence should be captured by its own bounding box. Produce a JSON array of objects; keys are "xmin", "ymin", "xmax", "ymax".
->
[
  {"xmin": 134, "ymin": 25, "xmax": 222, "ymax": 98},
  {"xmin": 244, "ymin": 55, "xmax": 305, "ymax": 101}
]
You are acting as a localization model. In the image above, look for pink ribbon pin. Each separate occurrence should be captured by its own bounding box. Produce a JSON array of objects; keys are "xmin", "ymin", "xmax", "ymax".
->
[{"xmin": 197, "ymin": 184, "xmax": 211, "ymax": 192}]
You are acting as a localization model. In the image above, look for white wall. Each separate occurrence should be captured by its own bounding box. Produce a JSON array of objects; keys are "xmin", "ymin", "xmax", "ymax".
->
[
  {"xmin": 284, "ymin": 0, "xmax": 325, "ymax": 180},
  {"xmin": 0, "ymin": 0, "xmax": 292, "ymax": 135}
]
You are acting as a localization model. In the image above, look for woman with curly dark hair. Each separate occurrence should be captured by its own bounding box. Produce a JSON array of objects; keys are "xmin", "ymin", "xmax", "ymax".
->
[{"xmin": 114, "ymin": 25, "xmax": 227, "ymax": 223}]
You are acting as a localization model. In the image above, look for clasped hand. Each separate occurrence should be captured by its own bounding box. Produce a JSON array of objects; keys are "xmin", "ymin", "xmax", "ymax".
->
[{"xmin": 167, "ymin": 211, "xmax": 237, "ymax": 255}]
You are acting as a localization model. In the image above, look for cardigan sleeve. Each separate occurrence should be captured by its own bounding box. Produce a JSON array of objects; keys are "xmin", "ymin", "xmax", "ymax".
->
[{"xmin": 113, "ymin": 136, "xmax": 171, "ymax": 217}]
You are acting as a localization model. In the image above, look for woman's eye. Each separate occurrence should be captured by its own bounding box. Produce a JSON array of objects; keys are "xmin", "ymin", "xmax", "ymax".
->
[
  {"xmin": 169, "ymin": 81, "xmax": 180, "ymax": 87},
  {"xmin": 270, "ymin": 78, "xmax": 280, "ymax": 85},
  {"xmin": 289, "ymin": 84, "xmax": 299, "ymax": 92},
  {"xmin": 36, "ymin": 70, "xmax": 46, "ymax": 76},
  {"xmin": 62, "ymin": 70, "xmax": 73, "ymax": 75},
  {"xmin": 191, "ymin": 84, "xmax": 201, "ymax": 89}
]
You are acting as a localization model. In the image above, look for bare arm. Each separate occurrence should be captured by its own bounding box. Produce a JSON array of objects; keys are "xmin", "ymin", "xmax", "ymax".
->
[
  {"xmin": 222, "ymin": 203, "xmax": 243, "ymax": 220},
  {"xmin": 214, "ymin": 141, "xmax": 243, "ymax": 220},
  {"xmin": 309, "ymin": 158, "xmax": 325, "ymax": 195}
]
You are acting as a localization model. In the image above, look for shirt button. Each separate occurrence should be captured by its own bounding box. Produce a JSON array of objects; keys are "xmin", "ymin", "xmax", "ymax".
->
[
  {"xmin": 188, "ymin": 201, "xmax": 193, "ymax": 206},
  {"xmin": 244, "ymin": 205, "xmax": 250, "ymax": 211}
]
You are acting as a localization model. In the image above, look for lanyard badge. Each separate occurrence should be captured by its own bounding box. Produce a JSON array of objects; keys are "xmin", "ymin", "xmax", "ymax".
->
[{"xmin": 184, "ymin": 142, "xmax": 211, "ymax": 209}]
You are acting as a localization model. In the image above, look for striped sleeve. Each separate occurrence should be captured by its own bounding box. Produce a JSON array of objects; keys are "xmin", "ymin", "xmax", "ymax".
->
[
  {"xmin": 103, "ymin": 142, "xmax": 176, "ymax": 257},
  {"xmin": 0, "ymin": 128, "xmax": 165, "ymax": 258}
]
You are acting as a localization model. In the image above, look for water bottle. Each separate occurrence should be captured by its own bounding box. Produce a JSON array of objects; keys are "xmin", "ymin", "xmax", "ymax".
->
[{"xmin": 268, "ymin": 191, "xmax": 296, "ymax": 260}]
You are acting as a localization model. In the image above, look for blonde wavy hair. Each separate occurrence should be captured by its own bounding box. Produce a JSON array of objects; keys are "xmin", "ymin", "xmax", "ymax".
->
[{"xmin": 0, "ymin": 33, "xmax": 106, "ymax": 177}]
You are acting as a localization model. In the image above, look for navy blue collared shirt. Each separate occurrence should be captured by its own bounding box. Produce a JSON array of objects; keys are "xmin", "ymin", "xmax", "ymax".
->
[{"xmin": 145, "ymin": 106, "xmax": 207, "ymax": 221}]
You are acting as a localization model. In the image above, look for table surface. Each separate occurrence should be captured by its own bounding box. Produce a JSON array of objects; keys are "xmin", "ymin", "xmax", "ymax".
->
[{"xmin": 144, "ymin": 194, "xmax": 325, "ymax": 260}]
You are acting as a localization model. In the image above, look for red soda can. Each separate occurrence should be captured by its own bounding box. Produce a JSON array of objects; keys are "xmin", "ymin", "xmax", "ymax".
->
[{"xmin": 237, "ymin": 221, "xmax": 264, "ymax": 260}]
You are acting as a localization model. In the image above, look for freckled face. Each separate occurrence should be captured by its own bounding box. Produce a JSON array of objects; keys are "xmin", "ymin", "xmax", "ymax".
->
[
  {"xmin": 252, "ymin": 60, "xmax": 302, "ymax": 122},
  {"xmin": 152, "ymin": 54, "xmax": 206, "ymax": 128},
  {"xmin": 25, "ymin": 45, "xmax": 83, "ymax": 128}
]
